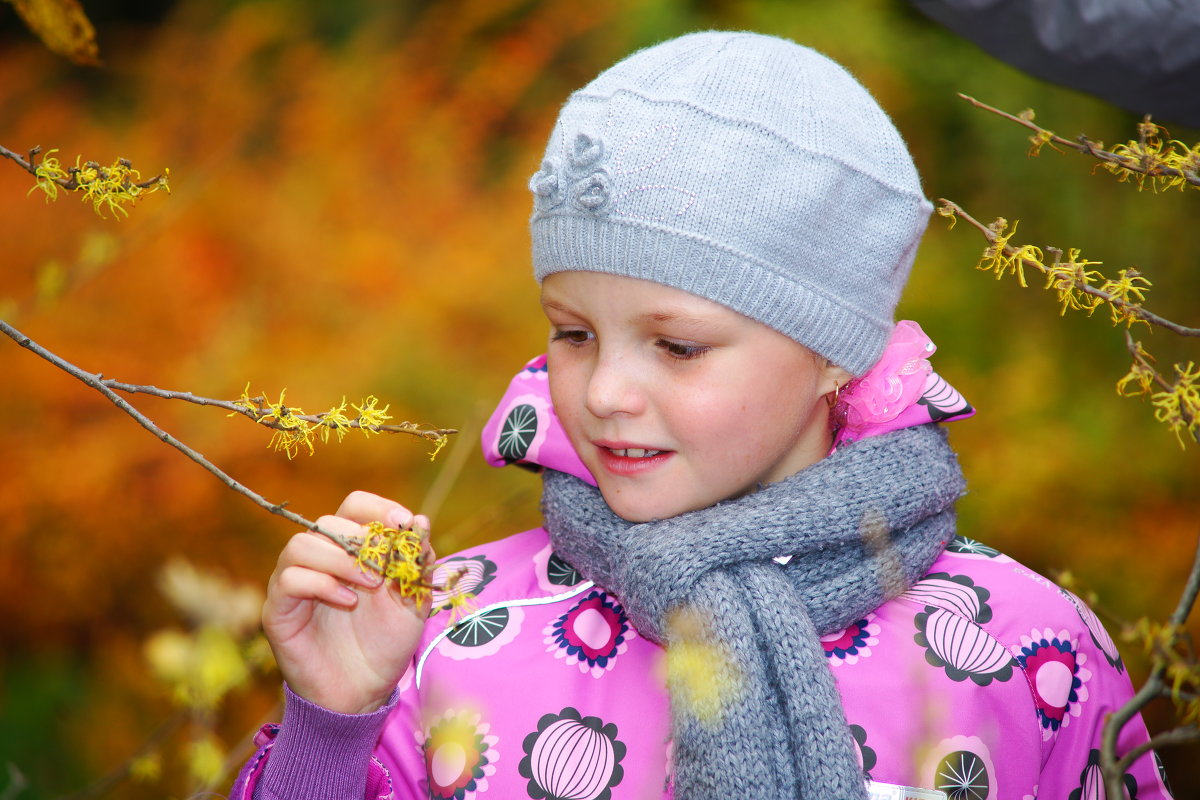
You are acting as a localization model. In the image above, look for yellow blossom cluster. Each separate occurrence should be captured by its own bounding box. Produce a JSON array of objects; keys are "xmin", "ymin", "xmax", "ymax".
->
[
  {"xmin": 1009, "ymin": 107, "xmax": 1198, "ymax": 192},
  {"xmin": 1116, "ymin": 342, "xmax": 1158, "ymax": 399},
  {"xmin": 354, "ymin": 521, "xmax": 477, "ymax": 618},
  {"xmin": 140, "ymin": 561, "xmax": 276, "ymax": 790},
  {"xmin": 29, "ymin": 148, "xmax": 170, "ymax": 218},
  {"xmin": 1102, "ymin": 120, "xmax": 1200, "ymax": 193},
  {"xmin": 941, "ymin": 201, "xmax": 1195, "ymax": 447},
  {"xmin": 231, "ymin": 385, "xmax": 399, "ymax": 459},
  {"xmin": 968, "ymin": 216, "xmax": 1152, "ymax": 326},
  {"xmin": 1149, "ymin": 363, "xmax": 1199, "ymax": 448},
  {"xmin": 355, "ymin": 520, "xmax": 429, "ymax": 601}
]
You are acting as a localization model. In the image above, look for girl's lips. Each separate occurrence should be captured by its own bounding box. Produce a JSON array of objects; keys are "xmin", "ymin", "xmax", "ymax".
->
[{"xmin": 594, "ymin": 444, "xmax": 674, "ymax": 477}]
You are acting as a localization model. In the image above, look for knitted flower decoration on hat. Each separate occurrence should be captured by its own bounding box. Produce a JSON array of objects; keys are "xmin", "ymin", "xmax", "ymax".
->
[{"xmin": 529, "ymin": 31, "xmax": 933, "ymax": 376}]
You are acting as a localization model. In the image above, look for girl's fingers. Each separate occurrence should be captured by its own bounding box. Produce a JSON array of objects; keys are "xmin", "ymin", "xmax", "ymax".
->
[
  {"xmin": 336, "ymin": 490, "xmax": 416, "ymax": 528},
  {"xmin": 279, "ymin": 526, "xmax": 382, "ymax": 589},
  {"xmin": 270, "ymin": 564, "xmax": 360, "ymax": 612},
  {"xmin": 413, "ymin": 514, "xmax": 437, "ymax": 562}
]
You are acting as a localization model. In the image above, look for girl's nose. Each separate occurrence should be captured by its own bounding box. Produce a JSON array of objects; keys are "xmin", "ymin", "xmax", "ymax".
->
[{"xmin": 585, "ymin": 352, "xmax": 645, "ymax": 418}]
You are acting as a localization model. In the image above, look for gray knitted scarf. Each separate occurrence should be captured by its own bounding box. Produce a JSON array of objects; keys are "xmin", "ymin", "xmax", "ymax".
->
[{"xmin": 540, "ymin": 424, "xmax": 965, "ymax": 799}]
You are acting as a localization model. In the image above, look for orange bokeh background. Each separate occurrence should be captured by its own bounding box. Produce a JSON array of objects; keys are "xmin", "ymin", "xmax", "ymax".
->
[{"xmin": 1, "ymin": 1, "xmax": 1197, "ymax": 796}]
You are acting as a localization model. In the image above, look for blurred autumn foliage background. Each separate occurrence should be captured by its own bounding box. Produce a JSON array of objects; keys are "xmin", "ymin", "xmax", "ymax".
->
[{"xmin": 1, "ymin": 0, "xmax": 1197, "ymax": 797}]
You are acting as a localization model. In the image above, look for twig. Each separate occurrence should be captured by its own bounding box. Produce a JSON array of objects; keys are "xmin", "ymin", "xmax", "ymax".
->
[
  {"xmin": 1114, "ymin": 726, "xmax": 1200, "ymax": 777},
  {"xmin": 0, "ymin": 320, "xmax": 355, "ymax": 553},
  {"xmin": 1101, "ymin": 531, "xmax": 1200, "ymax": 797},
  {"xmin": 1124, "ymin": 329, "xmax": 1180, "ymax": 395},
  {"xmin": 99, "ymin": 379, "xmax": 456, "ymax": 443},
  {"xmin": 958, "ymin": 95, "xmax": 1200, "ymax": 189},
  {"xmin": 419, "ymin": 405, "xmax": 484, "ymax": 524},
  {"xmin": 937, "ymin": 199, "xmax": 1199, "ymax": 337}
]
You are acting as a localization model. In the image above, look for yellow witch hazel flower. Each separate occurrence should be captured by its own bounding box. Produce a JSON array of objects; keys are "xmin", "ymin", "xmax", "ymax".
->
[
  {"xmin": 934, "ymin": 200, "xmax": 958, "ymax": 229},
  {"xmin": 353, "ymin": 522, "xmax": 480, "ymax": 624},
  {"xmin": 29, "ymin": 148, "xmax": 69, "ymax": 201},
  {"xmin": 1044, "ymin": 248, "xmax": 1103, "ymax": 316},
  {"xmin": 75, "ymin": 154, "xmax": 171, "ymax": 218},
  {"xmin": 1105, "ymin": 120, "xmax": 1200, "ymax": 193},
  {"xmin": 1152, "ymin": 362, "xmax": 1200, "ymax": 448},
  {"xmin": 144, "ymin": 625, "xmax": 251, "ymax": 710},
  {"xmin": 353, "ymin": 395, "xmax": 393, "ymax": 434},
  {"xmin": 187, "ymin": 732, "xmax": 227, "ymax": 788},
  {"xmin": 128, "ymin": 751, "xmax": 162, "ymax": 784},
  {"xmin": 1116, "ymin": 344, "xmax": 1157, "ymax": 399},
  {"xmin": 254, "ymin": 388, "xmax": 315, "ymax": 458},
  {"xmin": 1098, "ymin": 268, "xmax": 1152, "ymax": 328},
  {"xmin": 319, "ymin": 398, "xmax": 354, "ymax": 443},
  {"xmin": 25, "ymin": 148, "xmax": 170, "ymax": 217},
  {"xmin": 229, "ymin": 384, "xmax": 450, "ymax": 459},
  {"xmin": 976, "ymin": 218, "xmax": 1023, "ymax": 282},
  {"xmin": 355, "ymin": 521, "xmax": 434, "ymax": 605}
]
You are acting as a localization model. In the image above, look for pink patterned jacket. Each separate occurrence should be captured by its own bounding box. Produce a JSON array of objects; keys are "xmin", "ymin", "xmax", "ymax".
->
[{"xmin": 233, "ymin": 340, "xmax": 1172, "ymax": 800}]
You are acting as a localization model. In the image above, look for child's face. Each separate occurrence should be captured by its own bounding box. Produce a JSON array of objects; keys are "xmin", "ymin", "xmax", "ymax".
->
[{"xmin": 542, "ymin": 271, "xmax": 849, "ymax": 522}]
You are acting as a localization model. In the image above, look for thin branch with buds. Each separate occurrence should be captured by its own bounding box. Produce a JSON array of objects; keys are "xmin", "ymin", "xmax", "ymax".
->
[
  {"xmin": 0, "ymin": 319, "xmax": 356, "ymax": 552},
  {"xmin": 99, "ymin": 380, "xmax": 456, "ymax": 443},
  {"xmin": 958, "ymin": 94, "xmax": 1200, "ymax": 190},
  {"xmin": 1101, "ymin": 532, "xmax": 1200, "ymax": 799},
  {"xmin": 938, "ymin": 199, "xmax": 1197, "ymax": 443},
  {"xmin": 0, "ymin": 143, "xmax": 166, "ymax": 192},
  {"xmin": 936, "ymin": 199, "xmax": 1199, "ymax": 337}
]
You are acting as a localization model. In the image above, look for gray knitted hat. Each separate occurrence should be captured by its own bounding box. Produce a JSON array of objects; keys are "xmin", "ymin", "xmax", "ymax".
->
[{"xmin": 529, "ymin": 31, "xmax": 932, "ymax": 376}]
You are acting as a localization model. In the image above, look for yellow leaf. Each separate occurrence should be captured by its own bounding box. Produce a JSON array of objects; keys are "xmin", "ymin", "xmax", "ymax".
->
[{"xmin": 7, "ymin": 0, "xmax": 101, "ymax": 66}]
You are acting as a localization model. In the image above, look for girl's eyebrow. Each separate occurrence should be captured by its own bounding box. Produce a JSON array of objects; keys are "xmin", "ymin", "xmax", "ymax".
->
[
  {"xmin": 641, "ymin": 310, "xmax": 721, "ymax": 332},
  {"xmin": 541, "ymin": 296, "xmax": 722, "ymax": 331},
  {"xmin": 540, "ymin": 298, "xmax": 569, "ymax": 311}
]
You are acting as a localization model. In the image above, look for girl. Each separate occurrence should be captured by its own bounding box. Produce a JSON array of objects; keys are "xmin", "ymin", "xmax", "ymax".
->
[{"xmin": 235, "ymin": 32, "xmax": 1171, "ymax": 800}]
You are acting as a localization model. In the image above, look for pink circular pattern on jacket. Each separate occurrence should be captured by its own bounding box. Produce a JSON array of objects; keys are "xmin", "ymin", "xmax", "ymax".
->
[
  {"xmin": 821, "ymin": 614, "xmax": 881, "ymax": 666},
  {"xmin": 1014, "ymin": 628, "xmax": 1091, "ymax": 740},
  {"xmin": 420, "ymin": 709, "xmax": 499, "ymax": 800},
  {"xmin": 543, "ymin": 590, "xmax": 634, "ymax": 678}
]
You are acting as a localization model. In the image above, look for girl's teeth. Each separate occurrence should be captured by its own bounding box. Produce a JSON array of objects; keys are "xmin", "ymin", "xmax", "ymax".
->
[{"xmin": 613, "ymin": 448, "xmax": 662, "ymax": 458}]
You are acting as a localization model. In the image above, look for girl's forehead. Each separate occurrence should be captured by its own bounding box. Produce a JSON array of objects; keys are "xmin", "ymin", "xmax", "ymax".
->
[
  {"xmin": 540, "ymin": 271, "xmax": 816, "ymax": 357},
  {"xmin": 540, "ymin": 271, "xmax": 725, "ymax": 315}
]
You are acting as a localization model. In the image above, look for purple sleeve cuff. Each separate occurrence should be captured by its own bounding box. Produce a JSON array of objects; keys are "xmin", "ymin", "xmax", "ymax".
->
[{"xmin": 255, "ymin": 684, "xmax": 400, "ymax": 800}]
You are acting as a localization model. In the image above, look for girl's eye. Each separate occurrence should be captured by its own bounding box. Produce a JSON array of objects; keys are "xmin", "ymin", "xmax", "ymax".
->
[
  {"xmin": 657, "ymin": 338, "xmax": 710, "ymax": 360},
  {"xmin": 551, "ymin": 329, "xmax": 593, "ymax": 345}
]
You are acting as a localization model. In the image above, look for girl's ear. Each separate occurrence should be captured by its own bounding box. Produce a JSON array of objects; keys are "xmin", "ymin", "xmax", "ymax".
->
[{"xmin": 820, "ymin": 360, "xmax": 854, "ymax": 397}]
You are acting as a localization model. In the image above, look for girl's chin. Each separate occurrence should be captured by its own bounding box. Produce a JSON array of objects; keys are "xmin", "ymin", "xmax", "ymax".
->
[{"xmin": 598, "ymin": 488, "xmax": 707, "ymax": 523}]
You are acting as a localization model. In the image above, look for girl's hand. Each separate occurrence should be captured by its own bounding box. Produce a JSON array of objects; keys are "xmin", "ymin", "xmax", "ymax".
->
[{"xmin": 262, "ymin": 491, "xmax": 433, "ymax": 715}]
